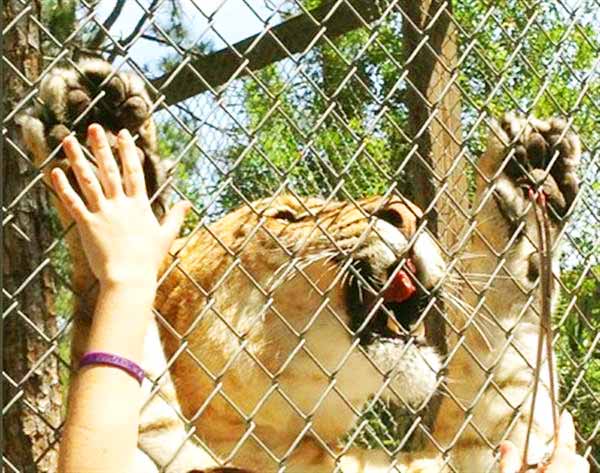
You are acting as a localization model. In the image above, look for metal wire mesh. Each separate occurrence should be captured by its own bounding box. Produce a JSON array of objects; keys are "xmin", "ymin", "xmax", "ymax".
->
[{"xmin": 2, "ymin": 0, "xmax": 599, "ymax": 472}]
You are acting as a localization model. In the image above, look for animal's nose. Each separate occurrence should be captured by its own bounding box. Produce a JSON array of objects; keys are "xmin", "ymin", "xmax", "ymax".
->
[{"xmin": 374, "ymin": 201, "xmax": 420, "ymax": 238}]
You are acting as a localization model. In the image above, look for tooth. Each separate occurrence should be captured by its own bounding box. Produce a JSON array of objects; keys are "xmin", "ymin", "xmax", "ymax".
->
[
  {"xmin": 411, "ymin": 322, "xmax": 425, "ymax": 339},
  {"xmin": 387, "ymin": 315, "xmax": 403, "ymax": 336}
]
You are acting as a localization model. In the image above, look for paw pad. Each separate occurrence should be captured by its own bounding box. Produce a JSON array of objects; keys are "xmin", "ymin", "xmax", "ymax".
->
[{"xmin": 498, "ymin": 113, "xmax": 580, "ymax": 218}]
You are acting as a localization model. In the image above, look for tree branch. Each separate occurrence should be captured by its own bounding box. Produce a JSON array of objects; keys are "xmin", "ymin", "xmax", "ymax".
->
[
  {"xmin": 120, "ymin": 0, "xmax": 160, "ymax": 47},
  {"xmin": 89, "ymin": 0, "xmax": 126, "ymax": 50},
  {"xmin": 151, "ymin": 0, "xmax": 385, "ymax": 105}
]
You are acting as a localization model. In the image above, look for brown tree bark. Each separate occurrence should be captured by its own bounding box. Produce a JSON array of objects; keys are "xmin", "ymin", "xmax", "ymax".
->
[
  {"xmin": 2, "ymin": 1, "xmax": 62, "ymax": 471},
  {"xmin": 400, "ymin": 0, "xmax": 468, "ymax": 250},
  {"xmin": 399, "ymin": 0, "xmax": 467, "ymax": 427}
]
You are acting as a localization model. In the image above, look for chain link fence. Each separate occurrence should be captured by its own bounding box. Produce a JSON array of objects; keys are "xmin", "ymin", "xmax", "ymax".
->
[{"xmin": 2, "ymin": 0, "xmax": 599, "ymax": 472}]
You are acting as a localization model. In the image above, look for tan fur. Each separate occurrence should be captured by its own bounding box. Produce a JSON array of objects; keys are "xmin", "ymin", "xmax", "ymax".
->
[{"xmin": 19, "ymin": 62, "xmax": 580, "ymax": 473}]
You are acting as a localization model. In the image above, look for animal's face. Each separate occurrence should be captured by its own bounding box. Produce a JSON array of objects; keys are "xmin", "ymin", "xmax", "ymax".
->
[{"xmin": 201, "ymin": 193, "xmax": 445, "ymax": 429}]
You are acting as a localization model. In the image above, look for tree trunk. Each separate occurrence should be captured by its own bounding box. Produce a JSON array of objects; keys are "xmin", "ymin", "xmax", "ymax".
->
[
  {"xmin": 399, "ymin": 0, "xmax": 466, "ymax": 428},
  {"xmin": 401, "ymin": 0, "xmax": 467, "ymax": 250},
  {"xmin": 2, "ymin": 1, "xmax": 62, "ymax": 471}
]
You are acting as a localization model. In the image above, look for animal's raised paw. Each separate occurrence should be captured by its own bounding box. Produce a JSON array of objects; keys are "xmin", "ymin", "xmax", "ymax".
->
[
  {"xmin": 39, "ymin": 58, "xmax": 152, "ymax": 137},
  {"xmin": 496, "ymin": 112, "xmax": 581, "ymax": 220},
  {"xmin": 19, "ymin": 59, "xmax": 165, "ymax": 215}
]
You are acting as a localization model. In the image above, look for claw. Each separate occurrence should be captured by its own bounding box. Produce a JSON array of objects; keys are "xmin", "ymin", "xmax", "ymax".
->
[{"xmin": 526, "ymin": 185, "xmax": 548, "ymax": 208}]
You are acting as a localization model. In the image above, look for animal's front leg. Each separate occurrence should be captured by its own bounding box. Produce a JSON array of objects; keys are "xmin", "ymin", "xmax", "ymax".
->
[{"xmin": 432, "ymin": 113, "xmax": 581, "ymax": 472}]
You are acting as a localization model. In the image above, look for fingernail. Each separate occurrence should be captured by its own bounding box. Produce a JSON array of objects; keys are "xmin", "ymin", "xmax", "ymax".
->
[
  {"xmin": 119, "ymin": 129, "xmax": 131, "ymax": 140},
  {"xmin": 62, "ymin": 135, "xmax": 76, "ymax": 147},
  {"xmin": 50, "ymin": 169, "xmax": 64, "ymax": 188},
  {"xmin": 561, "ymin": 410, "xmax": 574, "ymax": 430},
  {"xmin": 88, "ymin": 123, "xmax": 104, "ymax": 137}
]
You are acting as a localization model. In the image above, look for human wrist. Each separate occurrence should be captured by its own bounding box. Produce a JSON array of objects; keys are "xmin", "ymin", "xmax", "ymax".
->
[
  {"xmin": 89, "ymin": 283, "xmax": 156, "ymax": 362},
  {"xmin": 98, "ymin": 274, "xmax": 158, "ymax": 296},
  {"xmin": 95, "ymin": 281, "xmax": 156, "ymax": 327}
]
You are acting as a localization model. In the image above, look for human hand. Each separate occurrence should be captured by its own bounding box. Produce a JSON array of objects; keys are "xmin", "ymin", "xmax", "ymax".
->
[
  {"xmin": 51, "ymin": 124, "xmax": 190, "ymax": 288},
  {"xmin": 499, "ymin": 411, "xmax": 589, "ymax": 473}
]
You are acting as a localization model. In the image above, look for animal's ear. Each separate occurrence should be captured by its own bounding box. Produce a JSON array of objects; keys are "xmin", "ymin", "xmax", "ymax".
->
[{"xmin": 262, "ymin": 206, "xmax": 299, "ymax": 222}]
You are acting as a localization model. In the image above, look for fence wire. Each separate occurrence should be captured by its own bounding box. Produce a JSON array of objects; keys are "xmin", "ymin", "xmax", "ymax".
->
[{"xmin": 2, "ymin": 0, "xmax": 599, "ymax": 472}]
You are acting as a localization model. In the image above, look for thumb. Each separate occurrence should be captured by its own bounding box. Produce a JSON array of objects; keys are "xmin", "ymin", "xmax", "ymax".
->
[
  {"xmin": 549, "ymin": 410, "xmax": 577, "ymax": 470},
  {"xmin": 545, "ymin": 411, "xmax": 586, "ymax": 473},
  {"xmin": 160, "ymin": 201, "xmax": 191, "ymax": 248},
  {"xmin": 556, "ymin": 410, "xmax": 576, "ymax": 453},
  {"xmin": 499, "ymin": 441, "xmax": 522, "ymax": 473}
]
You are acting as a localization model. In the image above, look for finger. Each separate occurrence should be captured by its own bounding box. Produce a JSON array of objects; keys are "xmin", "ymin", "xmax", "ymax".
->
[
  {"xmin": 62, "ymin": 136, "xmax": 104, "ymax": 211},
  {"xmin": 544, "ymin": 454, "xmax": 589, "ymax": 473},
  {"xmin": 574, "ymin": 455, "xmax": 590, "ymax": 473},
  {"xmin": 50, "ymin": 168, "xmax": 89, "ymax": 221},
  {"xmin": 117, "ymin": 129, "xmax": 146, "ymax": 197},
  {"xmin": 160, "ymin": 201, "xmax": 191, "ymax": 249},
  {"xmin": 88, "ymin": 124, "xmax": 123, "ymax": 198},
  {"xmin": 557, "ymin": 411, "xmax": 576, "ymax": 452},
  {"xmin": 499, "ymin": 441, "xmax": 522, "ymax": 473}
]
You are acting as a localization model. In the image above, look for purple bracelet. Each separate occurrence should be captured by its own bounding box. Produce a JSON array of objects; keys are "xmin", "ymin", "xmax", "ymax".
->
[{"xmin": 79, "ymin": 352, "xmax": 145, "ymax": 385}]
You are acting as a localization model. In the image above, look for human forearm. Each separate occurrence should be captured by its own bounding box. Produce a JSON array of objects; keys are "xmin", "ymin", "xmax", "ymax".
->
[
  {"xmin": 59, "ymin": 283, "xmax": 155, "ymax": 473},
  {"xmin": 53, "ymin": 127, "xmax": 188, "ymax": 473}
]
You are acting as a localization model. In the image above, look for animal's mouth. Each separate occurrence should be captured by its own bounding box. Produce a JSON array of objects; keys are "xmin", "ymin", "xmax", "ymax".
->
[{"xmin": 346, "ymin": 258, "xmax": 433, "ymax": 345}]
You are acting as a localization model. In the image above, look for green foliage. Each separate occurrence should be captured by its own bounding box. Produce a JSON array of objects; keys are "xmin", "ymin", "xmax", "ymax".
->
[
  {"xmin": 48, "ymin": 209, "xmax": 75, "ymax": 412},
  {"xmin": 42, "ymin": 0, "xmax": 77, "ymax": 43},
  {"xmin": 218, "ymin": 65, "xmax": 300, "ymax": 209},
  {"xmin": 217, "ymin": 32, "xmax": 403, "ymax": 211},
  {"xmin": 454, "ymin": 0, "xmax": 600, "ymax": 153},
  {"xmin": 156, "ymin": 120, "xmax": 205, "ymax": 234},
  {"xmin": 557, "ymin": 265, "xmax": 600, "ymax": 462},
  {"xmin": 346, "ymin": 401, "xmax": 420, "ymax": 451}
]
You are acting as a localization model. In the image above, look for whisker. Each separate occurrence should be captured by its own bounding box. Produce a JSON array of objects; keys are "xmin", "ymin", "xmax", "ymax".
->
[
  {"xmin": 456, "ymin": 252, "xmax": 488, "ymax": 261},
  {"xmin": 462, "ymin": 272, "xmax": 514, "ymax": 280},
  {"xmin": 442, "ymin": 276, "xmax": 493, "ymax": 294},
  {"xmin": 444, "ymin": 293, "xmax": 498, "ymax": 328},
  {"xmin": 268, "ymin": 250, "xmax": 340, "ymax": 290},
  {"xmin": 444, "ymin": 293, "xmax": 494, "ymax": 351}
]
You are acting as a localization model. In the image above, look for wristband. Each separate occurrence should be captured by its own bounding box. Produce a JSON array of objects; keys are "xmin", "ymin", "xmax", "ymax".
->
[{"xmin": 79, "ymin": 352, "xmax": 145, "ymax": 385}]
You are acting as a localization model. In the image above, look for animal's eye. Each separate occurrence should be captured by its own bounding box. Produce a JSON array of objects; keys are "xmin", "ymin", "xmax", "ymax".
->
[
  {"xmin": 375, "ymin": 209, "xmax": 404, "ymax": 227},
  {"xmin": 272, "ymin": 210, "xmax": 298, "ymax": 222}
]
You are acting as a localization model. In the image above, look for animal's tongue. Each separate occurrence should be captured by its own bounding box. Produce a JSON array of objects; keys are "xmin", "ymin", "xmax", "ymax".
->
[{"xmin": 383, "ymin": 261, "xmax": 417, "ymax": 304}]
